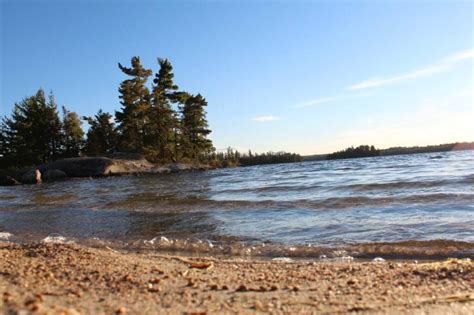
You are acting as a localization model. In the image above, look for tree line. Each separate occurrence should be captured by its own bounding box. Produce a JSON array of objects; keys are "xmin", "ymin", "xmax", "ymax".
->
[
  {"xmin": 326, "ymin": 145, "xmax": 380, "ymax": 160},
  {"xmin": 303, "ymin": 142, "xmax": 474, "ymax": 161},
  {"xmin": 216, "ymin": 148, "xmax": 303, "ymax": 167},
  {"xmin": 379, "ymin": 142, "xmax": 474, "ymax": 156},
  {"xmin": 0, "ymin": 57, "xmax": 214, "ymax": 169}
]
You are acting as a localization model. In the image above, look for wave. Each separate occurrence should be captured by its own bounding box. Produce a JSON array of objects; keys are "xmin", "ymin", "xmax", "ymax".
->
[
  {"xmin": 100, "ymin": 193, "xmax": 474, "ymax": 212},
  {"xmin": 332, "ymin": 175, "xmax": 474, "ymax": 192},
  {"xmin": 1, "ymin": 232, "xmax": 472, "ymax": 260}
]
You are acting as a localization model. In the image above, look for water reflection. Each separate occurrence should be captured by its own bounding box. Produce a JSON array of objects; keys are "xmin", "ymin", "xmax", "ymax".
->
[{"xmin": 0, "ymin": 151, "xmax": 473, "ymax": 248}]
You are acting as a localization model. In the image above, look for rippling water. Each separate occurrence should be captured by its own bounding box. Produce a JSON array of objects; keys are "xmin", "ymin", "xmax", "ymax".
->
[{"xmin": 1, "ymin": 151, "xmax": 473, "ymax": 259}]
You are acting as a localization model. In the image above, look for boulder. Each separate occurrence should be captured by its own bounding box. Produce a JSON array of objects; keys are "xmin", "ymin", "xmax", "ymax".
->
[
  {"xmin": 34, "ymin": 157, "xmax": 212, "ymax": 178},
  {"xmin": 42, "ymin": 169, "xmax": 67, "ymax": 181},
  {"xmin": 21, "ymin": 169, "xmax": 42, "ymax": 184},
  {"xmin": 39, "ymin": 157, "xmax": 156, "ymax": 177},
  {"xmin": 40, "ymin": 157, "xmax": 116, "ymax": 177},
  {"xmin": 0, "ymin": 175, "xmax": 21, "ymax": 186},
  {"xmin": 169, "ymin": 163, "xmax": 193, "ymax": 173}
]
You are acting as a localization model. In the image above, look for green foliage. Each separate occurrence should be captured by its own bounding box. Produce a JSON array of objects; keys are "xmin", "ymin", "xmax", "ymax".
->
[
  {"xmin": 0, "ymin": 120, "xmax": 12, "ymax": 168},
  {"xmin": 180, "ymin": 94, "xmax": 213, "ymax": 161},
  {"xmin": 238, "ymin": 150, "xmax": 303, "ymax": 166},
  {"xmin": 115, "ymin": 57, "xmax": 153, "ymax": 153},
  {"xmin": 380, "ymin": 142, "xmax": 474, "ymax": 156},
  {"xmin": 0, "ymin": 89, "xmax": 63, "ymax": 167},
  {"xmin": 0, "ymin": 57, "xmax": 216, "ymax": 168},
  {"xmin": 83, "ymin": 110, "xmax": 118, "ymax": 156},
  {"xmin": 326, "ymin": 145, "xmax": 380, "ymax": 160},
  {"xmin": 61, "ymin": 106, "xmax": 84, "ymax": 158},
  {"xmin": 146, "ymin": 58, "xmax": 180, "ymax": 162},
  {"xmin": 212, "ymin": 148, "xmax": 303, "ymax": 167},
  {"xmin": 115, "ymin": 56, "xmax": 215, "ymax": 163}
]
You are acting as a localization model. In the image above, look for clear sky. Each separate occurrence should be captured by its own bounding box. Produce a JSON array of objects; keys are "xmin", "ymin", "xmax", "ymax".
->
[{"xmin": 1, "ymin": 0, "xmax": 473, "ymax": 155}]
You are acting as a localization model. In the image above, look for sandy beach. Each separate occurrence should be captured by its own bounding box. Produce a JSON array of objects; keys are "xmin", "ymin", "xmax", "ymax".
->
[{"xmin": 0, "ymin": 242, "xmax": 473, "ymax": 314}]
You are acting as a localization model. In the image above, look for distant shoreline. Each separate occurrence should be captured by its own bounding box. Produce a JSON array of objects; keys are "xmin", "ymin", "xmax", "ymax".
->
[
  {"xmin": 1, "ymin": 142, "xmax": 473, "ymax": 185},
  {"xmin": 303, "ymin": 141, "xmax": 474, "ymax": 161}
]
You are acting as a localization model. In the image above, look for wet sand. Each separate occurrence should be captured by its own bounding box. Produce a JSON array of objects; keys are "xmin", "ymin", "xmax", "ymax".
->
[{"xmin": 0, "ymin": 242, "xmax": 473, "ymax": 314}]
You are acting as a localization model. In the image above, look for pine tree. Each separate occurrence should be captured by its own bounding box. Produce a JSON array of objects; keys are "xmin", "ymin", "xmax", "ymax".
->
[
  {"xmin": 180, "ymin": 94, "xmax": 213, "ymax": 160},
  {"xmin": 45, "ymin": 92, "xmax": 63, "ymax": 160},
  {"xmin": 144, "ymin": 58, "xmax": 181, "ymax": 162},
  {"xmin": 0, "ymin": 118, "xmax": 12, "ymax": 168},
  {"xmin": 1, "ymin": 89, "xmax": 62, "ymax": 167},
  {"xmin": 61, "ymin": 106, "xmax": 84, "ymax": 157},
  {"xmin": 115, "ymin": 57, "xmax": 152, "ymax": 153},
  {"xmin": 83, "ymin": 110, "xmax": 118, "ymax": 156}
]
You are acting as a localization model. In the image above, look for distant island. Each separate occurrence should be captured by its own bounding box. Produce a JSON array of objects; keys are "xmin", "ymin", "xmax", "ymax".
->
[
  {"xmin": 0, "ymin": 56, "xmax": 305, "ymax": 175},
  {"xmin": 304, "ymin": 142, "xmax": 474, "ymax": 161},
  {"xmin": 0, "ymin": 56, "xmax": 215, "ymax": 170}
]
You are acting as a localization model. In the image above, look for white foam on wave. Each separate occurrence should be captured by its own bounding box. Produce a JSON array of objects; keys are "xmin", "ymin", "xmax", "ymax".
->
[
  {"xmin": 0, "ymin": 232, "xmax": 13, "ymax": 240},
  {"xmin": 42, "ymin": 234, "xmax": 68, "ymax": 244},
  {"xmin": 144, "ymin": 236, "xmax": 172, "ymax": 245},
  {"xmin": 272, "ymin": 257, "xmax": 294, "ymax": 262}
]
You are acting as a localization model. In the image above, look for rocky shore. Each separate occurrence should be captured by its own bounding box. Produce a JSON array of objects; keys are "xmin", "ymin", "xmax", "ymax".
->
[
  {"xmin": 0, "ymin": 242, "xmax": 473, "ymax": 314},
  {"xmin": 0, "ymin": 156, "xmax": 214, "ymax": 186}
]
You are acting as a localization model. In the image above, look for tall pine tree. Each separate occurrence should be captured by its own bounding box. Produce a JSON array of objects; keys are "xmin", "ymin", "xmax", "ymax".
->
[
  {"xmin": 147, "ymin": 58, "xmax": 180, "ymax": 162},
  {"xmin": 115, "ymin": 57, "xmax": 152, "ymax": 153},
  {"xmin": 180, "ymin": 94, "xmax": 213, "ymax": 160},
  {"xmin": 62, "ymin": 106, "xmax": 84, "ymax": 157}
]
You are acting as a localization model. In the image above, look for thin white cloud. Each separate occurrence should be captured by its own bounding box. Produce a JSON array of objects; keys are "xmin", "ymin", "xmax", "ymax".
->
[
  {"xmin": 296, "ymin": 97, "xmax": 335, "ymax": 108},
  {"xmin": 443, "ymin": 48, "xmax": 474, "ymax": 62},
  {"xmin": 296, "ymin": 92, "xmax": 372, "ymax": 109},
  {"xmin": 347, "ymin": 48, "xmax": 473, "ymax": 91},
  {"xmin": 252, "ymin": 115, "xmax": 280, "ymax": 122},
  {"xmin": 332, "ymin": 88, "xmax": 473, "ymax": 150},
  {"xmin": 347, "ymin": 64, "xmax": 450, "ymax": 91}
]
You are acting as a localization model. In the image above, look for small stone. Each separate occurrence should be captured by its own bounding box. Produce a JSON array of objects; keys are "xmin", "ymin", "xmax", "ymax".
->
[
  {"xmin": 148, "ymin": 287, "xmax": 162, "ymax": 293},
  {"xmin": 43, "ymin": 169, "xmax": 67, "ymax": 181},
  {"xmin": 0, "ymin": 176, "xmax": 21, "ymax": 186},
  {"xmin": 28, "ymin": 303, "xmax": 40, "ymax": 312},
  {"xmin": 149, "ymin": 277, "xmax": 161, "ymax": 284},
  {"xmin": 116, "ymin": 306, "xmax": 126, "ymax": 314},
  {"xmin": 254, "ymin": 300, "xmax": 265, "ymax": 311},
  {"xmin": 21, "ymin": 169, "xmax": 42, "ymax": 184},
  {"xmin": 347, "ymin": 278, "xmax": 358, "ymax": 285},
  {"xmin": 2, "ymin": 292, "xmax": 12, "ymax": 303},
  {"xmin": 34, "ymin": 293, "xmax": 44, "ymax": 302}
]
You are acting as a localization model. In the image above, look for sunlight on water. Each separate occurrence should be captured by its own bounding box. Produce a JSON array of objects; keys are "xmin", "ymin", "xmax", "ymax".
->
[{"xmin": 0, "ymin": 151, "xmax": 473, "ymax": 258}]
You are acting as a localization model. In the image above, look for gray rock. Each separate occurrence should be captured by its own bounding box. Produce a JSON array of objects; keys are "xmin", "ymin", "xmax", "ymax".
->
[
  {"xmin": 169, "ymin": 163, "xmax": 192, "ymax": 172},
  {"xmin": 40, "ymin": 157, "xmax": 118, "ymax": 177},
  {"xmin": 21, "ymin": 169, "xmax": 42, "ymax": 184},
  {"xmin": 35, "ymin": 157, "xmax": 212, "ymax": 178},
  {"xmin": 0, "ymin": 175, "xmax": 21, "ymax": 186},
  {"xmin": 43, "ymin": 169, "xmax": 67, "ymax": 181}
]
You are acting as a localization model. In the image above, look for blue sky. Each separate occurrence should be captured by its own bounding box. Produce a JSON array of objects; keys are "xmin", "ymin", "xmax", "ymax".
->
[{"xmin": 1, "ymin": 0, "xmax": 473, "ymax": 155}]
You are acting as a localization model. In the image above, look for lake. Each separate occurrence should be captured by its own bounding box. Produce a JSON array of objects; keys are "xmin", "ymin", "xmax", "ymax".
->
[{"xmin": 1, "ymin": 150, "xmax": 473, "ymax": 259}]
